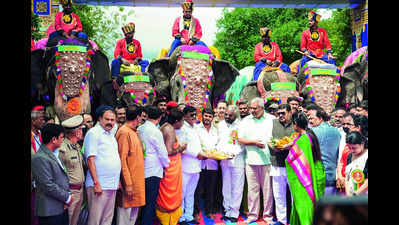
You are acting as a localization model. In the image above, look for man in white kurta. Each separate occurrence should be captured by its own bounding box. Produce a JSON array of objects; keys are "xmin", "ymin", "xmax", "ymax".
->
[
  {"xmin": 176, "ymin": 106, "xmax": 206, "ymax": 224},
  {"xmin": 238, "ymin": 97, "xmax": 276, "ymax": 224},
  {"xmin": 217, "ymin": 105, "xmax": 245, "ymax": 222}
]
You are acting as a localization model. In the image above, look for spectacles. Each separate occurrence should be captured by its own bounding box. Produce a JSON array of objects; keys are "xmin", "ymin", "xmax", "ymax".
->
[
  {"xmin": 277, "ymin": 112, "xmax": 286, "ymax": 116},
  {"xmin": 225, "ymin": 113, "xmax": 233, "ymax": 117}
]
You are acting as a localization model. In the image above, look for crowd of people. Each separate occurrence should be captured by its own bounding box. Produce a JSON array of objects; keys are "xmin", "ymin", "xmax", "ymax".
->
[{"xmin": 30, "ymin": 95, "xmax": 368, "ymax": 225}]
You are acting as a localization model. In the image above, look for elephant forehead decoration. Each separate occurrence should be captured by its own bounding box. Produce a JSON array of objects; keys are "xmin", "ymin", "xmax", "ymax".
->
[
  {"xmin": 178, "ymin": 46, "xmax": 213, "ymax": 110},
  {"xmin": 258, "ymin": 68, "xmax": 299, "ymax": 104},
  {"xmin": 303, "ymin": 63, "xmax": 341, "ymax": 114},
  {"xmin": 121, "ymin": 74, "xmax": 156, "ymax": 105},
  {"xmin": 55, "ymin": 44, "xmax": 94, "ymax": 101}
]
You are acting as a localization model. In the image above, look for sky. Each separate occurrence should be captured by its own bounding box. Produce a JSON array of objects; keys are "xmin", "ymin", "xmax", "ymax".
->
[
  {"xmin": 108, "ymin": 7, "xmax": 230, "ymax": 60},
  {"xmin": 94, "ymin": 6, "xmax": 332, "ymax": 61}
]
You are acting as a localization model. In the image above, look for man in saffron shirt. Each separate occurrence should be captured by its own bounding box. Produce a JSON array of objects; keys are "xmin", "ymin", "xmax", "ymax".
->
[
  {"xmin": 298, "ymin": 10, "xmax": 336, "ymax": 71},
  {"xmin": 253, "ymin": 27, "xmax": 290, "ymax": 80},
  {"xmin": 167, "ymin": 0, "xmax": 207, "ymax": 57},
  {"xmin": 111, "ymin": 22, "xmax": 149, "ymax": 76}
]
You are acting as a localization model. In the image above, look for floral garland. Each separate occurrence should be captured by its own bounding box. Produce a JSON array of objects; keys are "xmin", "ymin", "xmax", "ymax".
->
[
  {"xmin": 264, "ymin": 96, "xmax": 282, "ymax": 105},
  {"xmin": 178, "ymin": 57, "xmax": 213, "ymax": 112},
  {"xmin": 303, "ymin": 66, "xmax": 341, "ymax": 106},
  {"xmin": 55, "ymin": 46, "xmax": 95, "ymax": 101},
  {"xmin": 125, "ymin": 87, "xmax": 156, "ymax": 105}
]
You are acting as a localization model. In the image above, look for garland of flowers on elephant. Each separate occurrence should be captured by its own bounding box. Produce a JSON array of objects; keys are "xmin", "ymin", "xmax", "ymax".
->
[
  {"xmin": 303, "ymin": 64, "xmax": 341, "ymax": 107},
  {"xmin": 121, "ymin": 73, "xmax": 157, "ymax": 105},
  {"xmin": 177, "ymin": 56, "xmax": 213, "ymax": 112}
]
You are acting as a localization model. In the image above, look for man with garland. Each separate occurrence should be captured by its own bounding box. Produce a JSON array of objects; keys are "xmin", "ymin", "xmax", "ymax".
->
[
  {"xmin": 112, "ymin": 22, "xmax": 149, "ymax": 76},
  {"xmin": 167, "ymin": 0, "xmax": 207, "ymax": 57},
  {"xmin": 253, "ymin": 27, "xmax": 291, "ymax": 80},
  {"xmin": 298, "ymin": 10, "xmax": 336, "ymax": 72}
]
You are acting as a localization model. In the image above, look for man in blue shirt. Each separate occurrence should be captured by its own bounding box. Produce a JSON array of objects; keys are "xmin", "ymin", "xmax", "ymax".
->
[{"xmin": 308, "ymin": 107, "xmax": 341, "ymax": 195}]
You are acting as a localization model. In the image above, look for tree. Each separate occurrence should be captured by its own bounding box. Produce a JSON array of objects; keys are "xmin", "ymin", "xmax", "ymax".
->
[
  {"xmin": 31, "ymin": 11, "xmax": 45, "ymax": 41},
  {"xmin": 214, "ymin": 8, "xmax": 352, "ymax": 70},
  {"xmin": 73, "ymin": 5, "xmax": 134, "ymax": 60}
]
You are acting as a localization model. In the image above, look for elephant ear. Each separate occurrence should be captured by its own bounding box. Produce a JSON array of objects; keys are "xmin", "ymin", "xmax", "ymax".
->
[
  {"xmin": 31, "ymin": 49, "xmax": 45, "ymax": 98},
  {"xmin": 210, "ymin": 59, "xmax": 239, "ymax": 104},
  {"xmin": 91, "ymin": 50, "xmax": 111, "ymax": 91}
]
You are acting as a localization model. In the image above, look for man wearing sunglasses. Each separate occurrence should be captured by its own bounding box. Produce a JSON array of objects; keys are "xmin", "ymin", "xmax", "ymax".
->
[{"xmin": 267, "ymin": 104, "xmax": 294, "ymax": 225}]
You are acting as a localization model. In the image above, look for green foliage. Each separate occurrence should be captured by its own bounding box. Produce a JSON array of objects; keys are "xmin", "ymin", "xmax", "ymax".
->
[
  {"xmin": 214, "ymin": 8, "xmax": 352, "ymax": 70},
  {"xmin": 73, "ymin": 5, "xmax": 134, "ymax": 60},
  {"xmin": 31, "ymin": 11, "xmax": 45, "ymax": 41},
  {"xmin": 318, "ymin": 9, "xmax": 352, "ymax": 66}
]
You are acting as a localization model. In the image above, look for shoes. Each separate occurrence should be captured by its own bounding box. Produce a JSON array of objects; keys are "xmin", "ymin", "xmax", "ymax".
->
[
  {"xmin": 187, "ymin": 219, "xmax": 200, "ymax": 224},
  {"xmin": 244, "ymin": 219, "xmax": 257, "ymax": 224},
  {"xmin": 221, "ymin": 215, "xmax": 230, "ymax": 221},
  {"xmin": 228, "ymin": 217, "xmax": 238, "ymax": 222}
]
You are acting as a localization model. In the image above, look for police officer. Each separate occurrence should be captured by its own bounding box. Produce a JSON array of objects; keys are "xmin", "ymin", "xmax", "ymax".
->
[{"xmin": 58, "ymin": 115, "xmax": 86, "ymax": 225}]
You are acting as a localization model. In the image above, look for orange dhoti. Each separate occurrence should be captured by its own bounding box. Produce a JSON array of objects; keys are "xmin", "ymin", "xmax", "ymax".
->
[{"xmin": 156, "ymin": 153, "xmax": 183, "ymax": 225}]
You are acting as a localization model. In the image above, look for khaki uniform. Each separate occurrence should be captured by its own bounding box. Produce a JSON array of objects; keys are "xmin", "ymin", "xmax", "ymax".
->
[{"xmin": 59, "ymin": 138, "xmax": 85, "ymax": 225}]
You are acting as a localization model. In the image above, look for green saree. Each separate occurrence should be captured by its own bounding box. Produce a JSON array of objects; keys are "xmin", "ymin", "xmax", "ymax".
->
[{"xmin": 285, "ymin": 133, "xmax": 325, "ymax": 225}]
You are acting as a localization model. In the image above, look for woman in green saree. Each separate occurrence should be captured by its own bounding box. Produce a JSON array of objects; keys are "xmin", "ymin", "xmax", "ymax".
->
[{"xmin": 286, "ymin": 112, "xmax": 325, "ymax": 225}]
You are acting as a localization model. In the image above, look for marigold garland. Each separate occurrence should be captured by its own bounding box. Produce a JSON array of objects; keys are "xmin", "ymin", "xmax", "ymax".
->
[{"xmin": 66, "ymin": 97, "xmax": 81, "ymax": 114}]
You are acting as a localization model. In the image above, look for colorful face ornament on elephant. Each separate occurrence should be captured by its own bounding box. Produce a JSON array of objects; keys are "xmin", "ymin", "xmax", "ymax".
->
[
  {"xmin": 55, "ymin": 42, "xmax": 95, "ymax": 114},
  {"xmin": 122, "ymin": 74, "xmax": 156, "ymax": 105},
  {"xmin": 303, "ymin": 63, "xmax": 341, "ymax": 113},
  {"xmin": 177, "ymin": 45, "xmax": 214, "ymax": 113}
]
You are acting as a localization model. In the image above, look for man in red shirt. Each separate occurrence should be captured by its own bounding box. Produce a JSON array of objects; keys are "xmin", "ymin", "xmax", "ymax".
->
[
  {"xmin": 48, "ymin": 0, "xmax": 87, "ymax": 43},
  {"xmin": 167, "ymin": 0, "xmax": 208, "ymax": 57},
  {"xmin": 253, "ymin": 27, "xmax": 290, "ymax": 80},
  {"xmin": 111, "ymin": 22, "xmax": 149, "ymax": 76},
  {"xmin": 298, "ymin": 10, "xmax": 336, "ymax": 71}
]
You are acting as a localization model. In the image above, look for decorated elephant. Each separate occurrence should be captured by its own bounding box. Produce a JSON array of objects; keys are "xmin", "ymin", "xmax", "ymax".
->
[
  {"xmin": 337, "ymin": 46, "xmax": 368, "ymax": 106},
  {"xmin": 239, "ymin": 67, "xmax": 301, "ymax": 105},
  {"xmin": 225, "ymin": 66, "xmax": 255, "ymax": 105},
  {"xmin": 296, "ymin": 60, "xmax": 342, "ymax": 114},
  {"xmin": 100, "ymin": 70, "xmax": 157, "ymax": 109},
  {"xmin": 31, "ymin": 38, "xmax": 111, "ymax": 122},
  {"xmin": 148, "ymin": 45, "xmax": 239, "ymax": 111}
]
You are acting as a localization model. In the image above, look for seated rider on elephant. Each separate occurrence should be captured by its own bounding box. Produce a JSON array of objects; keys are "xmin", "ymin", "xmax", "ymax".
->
[
  {"xmin": 111, "ymin": 22, "xmax": 150, "ymax": 76},
  {"xmin": 253, "ymin": 27, "xmax": 291, "ymax": 81},
  {"xmin": 298, "ymin": 10, "xmax": 336, "ymax": 71},
  {"xmin": 48, "ymin": 0, "xmax": 88, "ymax": 43},
  {"xmin": 167, "ymin": 0, "xmax": 208, "ymax": 57}
]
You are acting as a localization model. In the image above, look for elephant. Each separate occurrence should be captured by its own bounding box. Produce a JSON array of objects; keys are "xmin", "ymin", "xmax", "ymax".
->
[
  {"xmin": 337, "ymin": 46, "xmax": 368, "ymax": 107},
  {"xmin": 225, "ymin": 66, "xmax": 255, "ymax": 105},
  {"xmin": 296, "ymin": 60, "xmax": 342, "ymax": 113},
  {"xmin": 239, "ymin": 67, "xmax": 300, "ymax": 105},
  {"xmin": 148, "ymin": 45, "xmax": 239, "ymax": 110},
  {"xmin": 31, "ymin": 38, "xmax": 111, "ymax": 122},
  {"xmin": 100, "ymin": 71, "xmax": 157, "ymax": 110}
]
